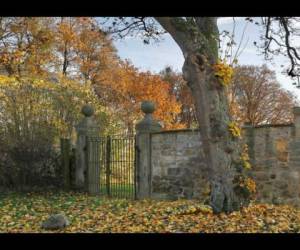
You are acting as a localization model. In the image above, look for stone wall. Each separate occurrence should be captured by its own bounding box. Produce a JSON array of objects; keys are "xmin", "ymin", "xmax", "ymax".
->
[
  {"xmin": 244, "ymin": 124, "xmax": 300, "ymax": 207},
  {"xmin": 149, "ymin": 118, "xmax": 300, "ymax": 207},
  {"xmin": 150, "ymin": 130, "xmax": 210, "ymax": 201}
]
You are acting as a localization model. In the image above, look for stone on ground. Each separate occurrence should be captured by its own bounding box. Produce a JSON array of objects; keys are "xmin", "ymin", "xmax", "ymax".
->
[{"xmin": 41, "ymin": 214, "xmax": 70, "ymax": 230}]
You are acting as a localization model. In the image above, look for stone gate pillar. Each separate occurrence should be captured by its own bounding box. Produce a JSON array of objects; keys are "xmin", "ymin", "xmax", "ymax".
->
[
  {"xmin": 135, "ymin": 101, "xmax": 162, "ymax": 199},
  {"xmin": 75, "ymin": 104, "xmax": 100, "ymax": 193},
  {"xmin": 60, "ymin": 138, "xmax": 71, "ymax": 190}
]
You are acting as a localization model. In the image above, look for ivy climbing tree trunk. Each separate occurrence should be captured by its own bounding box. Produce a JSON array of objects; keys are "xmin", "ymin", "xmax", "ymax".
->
[{"xmin": 156, "ymin": 17, "xmax": 243, "ymax": 213}]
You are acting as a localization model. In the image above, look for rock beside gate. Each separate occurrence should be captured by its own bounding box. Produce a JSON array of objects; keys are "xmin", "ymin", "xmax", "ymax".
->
[{"xmin": 41, "ymin": 214, "xmax": 70, "ymax": 230}]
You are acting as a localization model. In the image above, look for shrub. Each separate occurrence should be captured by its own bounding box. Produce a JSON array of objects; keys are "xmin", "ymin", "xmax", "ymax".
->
[{"xmin": 0, "ymin": 75, "xmax": 110, "ymax": 190}]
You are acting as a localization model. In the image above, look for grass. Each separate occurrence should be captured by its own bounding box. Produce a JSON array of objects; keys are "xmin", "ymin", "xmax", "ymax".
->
[{"xmin": 99, "ymin": 183, "xmax": 135, "ymax": 198}]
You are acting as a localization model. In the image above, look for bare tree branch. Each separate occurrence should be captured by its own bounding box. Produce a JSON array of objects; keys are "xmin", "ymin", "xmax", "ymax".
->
[
  {"xmin": 100, "ymin": 17, "xmax": 166, "ymax": 44},
  {"xmin": 258, "ymin": 17, "xmax": 300, "ymax": 79}
]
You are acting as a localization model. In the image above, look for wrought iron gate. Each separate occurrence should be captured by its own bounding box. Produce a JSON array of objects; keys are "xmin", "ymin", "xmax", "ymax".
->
[{"xmin": 89, "ymin": 135, "xmax": 137, "ymax": 199}]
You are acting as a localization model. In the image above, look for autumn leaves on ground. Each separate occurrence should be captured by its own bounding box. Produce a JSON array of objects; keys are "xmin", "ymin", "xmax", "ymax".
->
[{"xmin": 0, "ymin": 192, "xmax": 300, "ymax": 233}]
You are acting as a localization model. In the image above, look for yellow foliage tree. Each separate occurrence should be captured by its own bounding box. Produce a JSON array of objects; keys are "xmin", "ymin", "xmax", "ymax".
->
[{"xmin": 0, "ymin": 74, "xmax": 110, "ymax": 141}]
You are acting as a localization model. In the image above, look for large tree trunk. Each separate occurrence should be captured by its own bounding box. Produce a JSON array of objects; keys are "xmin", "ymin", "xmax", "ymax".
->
[
  {"xmin": 156, "ymin": 17, "xmax": 243, "ymax": 213},
  {"xmin": 183, "ymin": 53, "xmax": 240, "ymax": 213}
]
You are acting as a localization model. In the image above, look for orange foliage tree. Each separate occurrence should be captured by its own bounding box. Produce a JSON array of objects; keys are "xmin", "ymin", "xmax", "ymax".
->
[
  {"xmin": 0, "ymin": 17, "xmax": 56, "ymax": 77},
  {"xmin": 0, "ymin": 17, "xmax": 117, "ymax": 82},
  {"xmin": 95, "ymin": 60, "xmax": 184, "ymax": 132},
  {"xmin": 160, "ymin": 66, "xmax": 197, "ymax": 128},
  {"xmin": 159, "ymin": 65, "xmax": 299, "ymax": 128},
  {"xmin": 54, "ymin": 17, "xmax": 118, "ymax": 81},
  {"xmin": 229, "ymin": 65, "xmax": 299, "ymax": 126},
  {"xmin": 0, "ymin": 17, "xmax": 184, "ymax": 133}
]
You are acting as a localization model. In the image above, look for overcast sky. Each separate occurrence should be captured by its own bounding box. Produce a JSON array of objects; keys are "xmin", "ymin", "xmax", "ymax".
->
[{"xmin": 112, "ymin": 17, "xmax": 300, "ymax": 100}]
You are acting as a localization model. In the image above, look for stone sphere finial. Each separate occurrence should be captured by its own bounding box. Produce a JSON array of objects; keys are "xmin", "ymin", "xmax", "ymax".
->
[
  {"xmin": 141, "ymin": 101, "xmax": 155, "ymax": 114},
  {"xmin": 81, "ymin": 104, "xmax": 94, "ymax": 117}
]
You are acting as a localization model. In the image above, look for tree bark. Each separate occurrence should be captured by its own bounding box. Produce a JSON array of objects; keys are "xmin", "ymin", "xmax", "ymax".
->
[
  {"xmin": 182, "ymin": 53, "xmax": 240, "ymax": 213},
  {"xmin": 156, "ymin": 17, "xmax": 242, "ymax": 213},
  {"xmin": 62, "ymin": 42, "xmax": 69, "ymax": 76}
]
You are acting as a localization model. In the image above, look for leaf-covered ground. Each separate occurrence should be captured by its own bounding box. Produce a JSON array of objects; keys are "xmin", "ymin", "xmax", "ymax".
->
[{"xmin": 1, "ymin": 192, "xmax": 300, "ymax": 233}]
